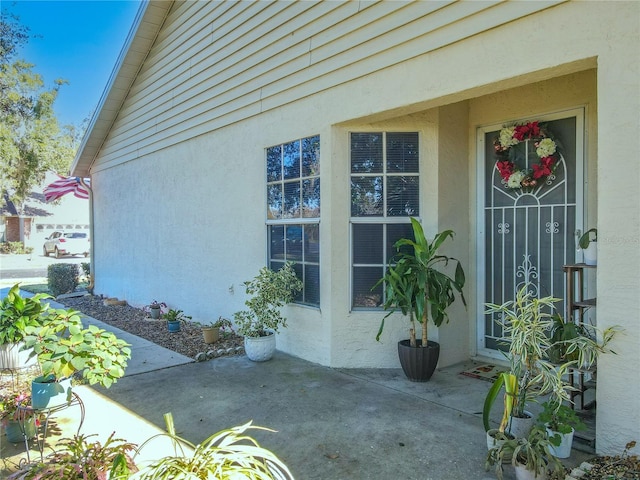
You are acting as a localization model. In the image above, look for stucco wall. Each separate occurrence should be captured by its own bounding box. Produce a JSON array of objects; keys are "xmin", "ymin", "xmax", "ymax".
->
[{"xmin": 89, "ymin": 1, "xmax": 639, "ymax": 455}]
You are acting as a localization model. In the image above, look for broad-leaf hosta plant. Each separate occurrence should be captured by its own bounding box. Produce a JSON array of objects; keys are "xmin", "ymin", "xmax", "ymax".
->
[
  {"xmin": 376, "ymin": 217, "xmax": 466, "ymax": 346},
  {"xmin": 23, "ymin": 307, "xmax": 131, "ymax": 388},
  {"xmin": 0, "ymin": 284, "xmax": 51, "ymax": 344}
]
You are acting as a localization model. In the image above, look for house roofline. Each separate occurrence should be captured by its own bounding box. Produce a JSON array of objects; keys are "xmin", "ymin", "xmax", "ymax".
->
[{"xmin": 71, "ymin": 0, "xmax": 173, "ymax": 177}]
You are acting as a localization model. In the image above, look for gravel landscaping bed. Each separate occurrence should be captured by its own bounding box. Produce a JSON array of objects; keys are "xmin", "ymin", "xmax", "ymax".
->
[{"xmin": 56, "ymin": 294, "xmax": 244, "ymax": 361}]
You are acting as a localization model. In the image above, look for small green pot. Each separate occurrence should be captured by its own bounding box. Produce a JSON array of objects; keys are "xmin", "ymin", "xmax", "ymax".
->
[
  {"xmin": 31, "ymin": 376, "xmax": 72, "ymax": 409},
  {"xmin": 4, "ymin": 417, "xmax": 36, "ymax": 443}
]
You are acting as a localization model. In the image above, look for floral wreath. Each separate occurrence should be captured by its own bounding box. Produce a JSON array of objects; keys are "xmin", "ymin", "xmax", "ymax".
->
[{"xmin": 493, "ymin": 121, "xmax": 560, "ymax": 190}]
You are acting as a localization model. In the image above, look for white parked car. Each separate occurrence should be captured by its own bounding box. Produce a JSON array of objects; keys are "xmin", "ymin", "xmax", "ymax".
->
[{"xmin": 43, "ymin": 231, "xmax": 90, "ymax": 258}]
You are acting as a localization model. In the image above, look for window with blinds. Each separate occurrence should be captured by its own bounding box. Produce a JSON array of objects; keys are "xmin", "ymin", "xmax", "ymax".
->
[{"xmin": 350, "ymin": 132, "xmax": 419, "ymax": 309}]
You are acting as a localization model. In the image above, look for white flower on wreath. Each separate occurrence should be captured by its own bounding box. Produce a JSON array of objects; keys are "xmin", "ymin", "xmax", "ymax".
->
[
  {"xmin": 535, "ymin": 138, "xmax": 557, "ymax": 158},
  {"xmin": 507, "ymin": 170, "xmax": 525, "ymax": 189},
  {"xmin": 499, "ymin": 127, "xmax": 518, "ymax": 148}
]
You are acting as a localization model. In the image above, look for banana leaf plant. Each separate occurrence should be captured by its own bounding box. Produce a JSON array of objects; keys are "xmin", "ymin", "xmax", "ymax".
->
[{"xmin": 376, "ymin": 217, "xmax": 466, "ymax": 347}]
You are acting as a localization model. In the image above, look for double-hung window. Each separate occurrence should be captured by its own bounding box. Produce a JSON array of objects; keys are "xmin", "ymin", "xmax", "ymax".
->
[
  {"xmin": 350, "ymin": 132, "xmax": 419, "ymax": 309},
  {"xmin": 266, "ymin": 135, "xmax": 320, "ymax": 307}
]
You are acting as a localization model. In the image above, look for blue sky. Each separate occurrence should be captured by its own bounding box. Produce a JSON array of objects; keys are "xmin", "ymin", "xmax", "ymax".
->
[{"xmin": 3, "ymin": 0, "xmax": 142, "ymax": 127}]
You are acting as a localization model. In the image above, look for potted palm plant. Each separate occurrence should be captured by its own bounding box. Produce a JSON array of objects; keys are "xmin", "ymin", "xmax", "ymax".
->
[
  {"xmin": 234, "ymin": 262, "xmax": 302, "ymax": 362},
  {"xmin": 23, "ymin": 307, "xmax": 131, "ymax": 409},
  {"xmin": 375, "ymin": 217, "xmax": 466, "ymax": 381},
  {"xmin": 483, "ymin": 283, "xmax": 618, "ymax": 444},
  {"xmin": 483, "ymin": 287, "xmax": 567, "ymax": 440}
]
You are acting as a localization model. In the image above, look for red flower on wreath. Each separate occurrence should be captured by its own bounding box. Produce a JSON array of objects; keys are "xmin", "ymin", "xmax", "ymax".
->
[
  {"xmin": 494, "ymin": 121, "xmax": 559, "ymax": 190},
  {"xmin": 532, "ymin": 156, "xmax": 554, "ymax": 179},
  {"xmin": 496, "ymin": 161, "xmax": 514, "ymax": 181},
  {"xmin": 513, "ymin": 121, "xmax": 540, "ymax": 141}
]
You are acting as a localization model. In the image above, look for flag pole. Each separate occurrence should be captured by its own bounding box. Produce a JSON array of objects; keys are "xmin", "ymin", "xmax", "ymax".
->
[{"xmin": 79, "ymin": 177, "xmax": 94, "ymax": 294}]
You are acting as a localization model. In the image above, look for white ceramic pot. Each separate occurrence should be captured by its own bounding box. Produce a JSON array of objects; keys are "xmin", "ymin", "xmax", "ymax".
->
[
  {"xmin": 508, "ymin": 411, "xmax": 534, "ymax": 438},
  {"xmin": 486, "ymin": 429, "xmax": 509, "ymax": 450},
  {"xmin": 244, "ymin": 333, "xmax": 276, "ymax": 362},
  {"xmin": 0, "ymin": 342, "xmax": 36, "ymax": 370},
  {"xmin": 514, "ymin": 461, "xmax": 547, "ymax": 480},
  {"xmin": 583, "ymin": 242, "xmax": 597, "ymax": 265},
  {"xmin": 546, "ymin": 427, "xmax": 574, "ymax": 458}
]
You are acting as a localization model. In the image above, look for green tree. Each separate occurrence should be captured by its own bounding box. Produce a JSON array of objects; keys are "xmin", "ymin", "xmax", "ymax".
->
[{"xmin": 0, "ymin": 12, "xmax": 78, "ymax": 210}]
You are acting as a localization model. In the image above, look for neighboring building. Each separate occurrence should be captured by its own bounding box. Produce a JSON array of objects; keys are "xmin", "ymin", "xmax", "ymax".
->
[
  {"xmin": 71, "ymin": 1, "xmax": 639, "ymax": 454},
  {"xmin": 1, "ymin": 173, "xmax": 89, "ymax": 249}
]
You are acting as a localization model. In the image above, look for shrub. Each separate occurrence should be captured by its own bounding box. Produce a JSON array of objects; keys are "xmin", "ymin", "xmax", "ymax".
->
[
  {"xmin": 80, "ymin": 262, "xmax": 90, "ymax": 278},
  {"xmin": 47, "ymin": 263, "xmax": 79, "ymax": 296},
  {"xmin": 0, "ymin": 241, "xmax": 28, "ymax": 254}
]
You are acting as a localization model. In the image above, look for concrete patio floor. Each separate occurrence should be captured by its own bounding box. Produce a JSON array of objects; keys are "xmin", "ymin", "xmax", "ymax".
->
[{"xmin": 0, "ymin": 292, "xmax": 593, "ymax": 479}]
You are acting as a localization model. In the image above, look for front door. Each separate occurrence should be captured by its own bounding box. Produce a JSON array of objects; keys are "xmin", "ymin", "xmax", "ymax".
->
[{"xmin": 477, "ymin": 110, "xmax": 585, "ymax": 356}]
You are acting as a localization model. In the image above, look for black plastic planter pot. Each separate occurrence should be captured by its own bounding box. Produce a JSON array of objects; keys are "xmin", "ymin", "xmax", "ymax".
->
[{"xmin": 397, "ymin": 339, "xmax": 440, "ymax": 382}]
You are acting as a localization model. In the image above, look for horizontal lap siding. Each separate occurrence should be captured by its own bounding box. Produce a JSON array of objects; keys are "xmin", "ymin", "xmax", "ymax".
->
[{"xmin": 93, "ymin": 0, "xmax": 561, "ymax": 172}]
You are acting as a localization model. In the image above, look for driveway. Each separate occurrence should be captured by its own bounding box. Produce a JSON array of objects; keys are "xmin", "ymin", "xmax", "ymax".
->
[{"xmin": 0, "ymin": 253, "xmax": 86, "ymax": 287}]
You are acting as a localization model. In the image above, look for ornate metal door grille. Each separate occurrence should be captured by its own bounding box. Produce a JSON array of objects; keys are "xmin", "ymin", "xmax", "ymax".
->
[{"xmin": 478, "ymin": 115, "xmax": 582, "ymax": 354}]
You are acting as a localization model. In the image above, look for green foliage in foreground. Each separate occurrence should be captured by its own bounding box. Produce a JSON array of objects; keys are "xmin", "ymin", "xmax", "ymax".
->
[{"xmin": 8, "ymin": 414, "xmax": 294, "ymax": 480}]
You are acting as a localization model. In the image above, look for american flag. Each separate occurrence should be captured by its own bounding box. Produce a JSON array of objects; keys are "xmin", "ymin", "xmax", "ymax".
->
[{"xmin": 43, "ymin": 175, "xmax": 91, "ymax": 202}]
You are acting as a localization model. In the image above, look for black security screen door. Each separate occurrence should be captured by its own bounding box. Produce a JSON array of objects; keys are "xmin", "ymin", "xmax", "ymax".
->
[{"xmin": 478, "ymin": 113, "xmax": 582, "ymax": 354}]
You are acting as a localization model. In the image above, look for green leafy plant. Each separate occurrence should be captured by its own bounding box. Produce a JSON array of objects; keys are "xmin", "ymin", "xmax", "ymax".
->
[
  {"xmin": 132, "ymin": 413, "xmax": 293, "ymax": 480},
  {"xmin": 234, "ymin": 262, "xmax": 303, "ymax": 338},
  {"xmin": 538, "ymin": 401, "xmax": 586, "ymax": 435},
  {"xmin": 196, "ymin": 317, "xmax": 234, "ymax": 335},
  {"xmin": 163, "ymin": 309, "xmax": 191, "ymax": 323},
  {"xmin": 7, "ymin": 432, "xmax": 138, "ymax": 480},
  {"xmin": 482, "ymin": 283, "xmax": 619, "ymax": 433},
  {"xmin": 212, "ymin": 317, "xmax": 233, "ymax": 331},
  {"xmin": 486, "ymin": 425, "xmax": 562, "ymax": 480},
  {"xmin": 484, "ymin": 287, "xmax": 568, "ymax": 425},
  {"xmin": 23, "ymin": 307, "xmax": 131, "ymax": 387},
  {"xmin": 0, "ymin": 241, "xmax": 33, "ymax": 254},
  {"xmin": 375, "ymin": 217, "xmax": 466, "ymax": 347},
  {"xmin": 0, "ymin": 390, "xmax": 32, "ymax": 424},
  {"xmin": 547, "ymin": 313, "xmax": 584, "ymax": 364},
  {"xmin": 144, "ymin": 300, "xmax": 167, "ymax": 319},
  {"xmin": 0, "ymin": 283, "xmax": 51, "ymax": 344},
  {"xmin": 81, "ymin": 261, "xmax": 91, "ymax": 278},
  {"xmin": 47, "ymin": 263, "xmax": 79, "ymax": 296},
  {"xmin": 578, "ymin": 227, "xmax": 597, "ymax": 249}
]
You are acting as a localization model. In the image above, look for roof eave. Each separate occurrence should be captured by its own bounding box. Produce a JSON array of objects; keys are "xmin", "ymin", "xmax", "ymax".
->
[{"xmin": 71, "ymin": 0, "xmax": 173, "ymax": 177}]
